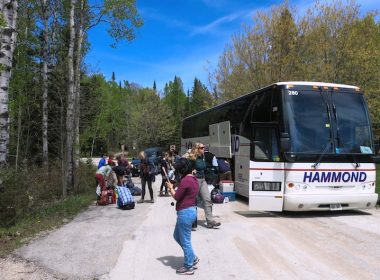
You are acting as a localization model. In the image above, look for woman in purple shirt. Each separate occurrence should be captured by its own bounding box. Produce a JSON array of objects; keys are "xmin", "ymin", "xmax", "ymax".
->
[{"xmin": 166, "ymin": 158, "xmax": 200, "ymax": 275}]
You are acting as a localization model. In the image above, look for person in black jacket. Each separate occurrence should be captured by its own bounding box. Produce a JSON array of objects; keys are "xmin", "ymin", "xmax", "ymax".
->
[
  {"xmin": 159, "ymin": 152, "xmax": 170, "ymax": 196},
  {"xmin": 137, "ymin": 151, "xmax": 155, "ymax": 203}
]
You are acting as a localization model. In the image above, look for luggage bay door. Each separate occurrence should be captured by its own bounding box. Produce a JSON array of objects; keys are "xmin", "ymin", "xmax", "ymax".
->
[
  {"xmin": 249, "ymin": 125, "xmax": 284, "ymax": 211},
  {"xmin": 209, "ymin": 121, "xmax": 231, "ymax": 158}
]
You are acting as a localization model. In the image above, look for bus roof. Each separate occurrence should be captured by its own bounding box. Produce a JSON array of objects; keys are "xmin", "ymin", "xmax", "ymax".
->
[
  {"xmin": 275, "ymin": 81, "xmax": 359, "ymax": 89},
  {"xmin": 184, "ymin": 81, "xmax": 360, "ymax": 120}
]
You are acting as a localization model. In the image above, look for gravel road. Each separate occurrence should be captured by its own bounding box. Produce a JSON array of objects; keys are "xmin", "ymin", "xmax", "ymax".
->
[{"xmin": 1, "ymin": 175, "xmax": 379, "ymax": 280}]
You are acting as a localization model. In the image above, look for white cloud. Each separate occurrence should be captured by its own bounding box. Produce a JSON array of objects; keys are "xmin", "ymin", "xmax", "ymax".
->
[{"xmin": 190, "ymin": 11, "xmax": 245, "ymax": 36}]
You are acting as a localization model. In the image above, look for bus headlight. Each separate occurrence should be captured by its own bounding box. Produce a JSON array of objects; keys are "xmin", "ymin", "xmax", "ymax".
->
[
  {"xmin": 252, "ymin": 182, "xmax": 281, "ymax": 191},
  {"xmin": 286, "ymin": 182, "xmax": 310, "ymax": 191}
]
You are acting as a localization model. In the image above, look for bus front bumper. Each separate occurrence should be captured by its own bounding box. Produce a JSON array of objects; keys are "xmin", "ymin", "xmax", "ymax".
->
[{"xmin": 283, "ymin": 193, "xmax": 378, "ymax": 211}]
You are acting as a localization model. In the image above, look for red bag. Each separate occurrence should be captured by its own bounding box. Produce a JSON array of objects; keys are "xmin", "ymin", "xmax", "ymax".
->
[{"xmin": 97, "ymin": 190, "xmax": 109, "ymax": 206}]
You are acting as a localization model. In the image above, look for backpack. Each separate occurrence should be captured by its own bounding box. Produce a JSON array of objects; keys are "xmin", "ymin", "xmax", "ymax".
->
[
  {"xmin": 149, "ymin": 163, "xmax": 159, "ymax": 176},
  {"xmin": 140, "ymin": 162, "xmax": 149, "ymax": 175},
  {"xmin": 211, "ymin": 187, "xmax": 225, "ymax": 204},
  {"xmin": 97, "ymin": 190, "xmax": 109, "ymax": 206}
]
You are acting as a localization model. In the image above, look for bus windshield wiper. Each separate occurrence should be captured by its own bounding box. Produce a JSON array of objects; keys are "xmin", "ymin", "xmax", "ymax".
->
[
  {"xmin": 332, "ymin": 103, "xmax": 342, "ymax": 150},
  {"xmin": 312, "ymin": 138, "xmax": 332, "ymax": 169},
  {"xmin": 319, "ymin": 88, "xmax": 332, "ymax": 124},
  {"xmin": 349, "ymin": 154, "xmax": 360, "ymax": 169}
]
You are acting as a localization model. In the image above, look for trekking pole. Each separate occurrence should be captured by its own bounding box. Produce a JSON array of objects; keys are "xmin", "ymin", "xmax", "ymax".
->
[{"xmin": 162, "ymin": 167, "xmax": 175, "ymax": 206}]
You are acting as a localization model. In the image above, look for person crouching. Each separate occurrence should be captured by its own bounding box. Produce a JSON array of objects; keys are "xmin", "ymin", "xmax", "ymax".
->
[{"xmin": 166, "ymin": 158, "xmax": 200, "ymax": 275}]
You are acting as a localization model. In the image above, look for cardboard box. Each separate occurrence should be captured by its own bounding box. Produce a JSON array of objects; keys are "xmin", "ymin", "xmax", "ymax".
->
[{"xmin": 220, "ymin": 180, "xmax": 234, "ymax": 192}]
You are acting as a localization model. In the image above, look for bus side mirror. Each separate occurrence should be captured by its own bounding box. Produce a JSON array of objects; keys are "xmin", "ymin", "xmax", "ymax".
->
[{"xmin": 280, "ymin": 133, "xmax": 290, "ymax": 152}]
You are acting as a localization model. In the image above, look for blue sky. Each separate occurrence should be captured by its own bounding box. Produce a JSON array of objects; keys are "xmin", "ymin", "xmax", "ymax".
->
[{"xmin": 85, "ymin": 0, "xmax": 379, "ymax": 93}]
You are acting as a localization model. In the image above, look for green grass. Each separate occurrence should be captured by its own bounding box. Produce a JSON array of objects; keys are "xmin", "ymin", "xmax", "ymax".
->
[{"xmin": 0, "ymin": 193, "xmax": 95, "ymax": 257}]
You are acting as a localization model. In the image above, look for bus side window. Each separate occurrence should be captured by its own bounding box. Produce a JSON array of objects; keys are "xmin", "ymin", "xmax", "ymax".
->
[
  {"xmin": 252, "ymin": 127, "xmax": 279, "ymax": 161},
  {"xmin": 254, "ymin": 141, "xmax": 270, "ymax": 160}
]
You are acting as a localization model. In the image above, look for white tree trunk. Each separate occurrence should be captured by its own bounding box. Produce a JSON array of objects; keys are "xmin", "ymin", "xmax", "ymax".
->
[
  {"xmin": 42, "ymin": 0, "xmax": 49, "ymax": 166},
  {"xmin": 0, "ymin": 0, "xmax": 18, "ymax": 166},
  {"xmin": 74, "ymin": 0, "xmax": 84, "ymax": 166},
  {"xmin": 64, "ymin": 0, "xmax": 76, "ymax": 196}
]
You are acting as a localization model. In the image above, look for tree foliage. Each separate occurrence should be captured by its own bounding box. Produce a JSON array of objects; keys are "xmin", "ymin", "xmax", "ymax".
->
[{"xmin": 211, "ymin": 0, "xmax": 380, "ymax": 137}]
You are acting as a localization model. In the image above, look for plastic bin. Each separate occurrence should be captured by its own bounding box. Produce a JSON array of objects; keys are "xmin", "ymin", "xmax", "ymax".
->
[
  {"xmin": 222, "ymin": 191, "xmax": 236, "ymax": 202},
  {"xmin": 220, "ymin": 180, "xmax": 234, "ymax": 192}
]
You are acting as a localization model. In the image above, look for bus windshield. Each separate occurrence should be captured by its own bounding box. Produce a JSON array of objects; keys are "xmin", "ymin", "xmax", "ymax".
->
[
  {"xmin": 285, "ymin": 90, "xmax": 373, "ymax": 155},
  {"xmin": 286, "ymin": 90, "xmax": 332, "ymax": 154},
  {"xmin": 332, "ymin": 92, "xmax": 372, "ymax": 154}
]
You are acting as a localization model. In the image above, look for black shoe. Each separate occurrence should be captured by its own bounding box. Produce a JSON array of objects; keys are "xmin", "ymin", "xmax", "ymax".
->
[
  {"xmin": 206, "ymin": 221, "xmax": 221, "ymax": 228},
  {"xmin": 193, "ymin": 256, "xmax": 199, "ymax": 266},
  {"xmin": 176, "ymin": 266, "xmax": 194, "ymax": 275}
]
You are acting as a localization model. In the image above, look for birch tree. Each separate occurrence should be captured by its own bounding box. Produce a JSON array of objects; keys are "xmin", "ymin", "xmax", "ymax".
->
[
  {"xmin": 41, "ymin": 0, "xmax": 49, "ymax": 165},
  {"xmin": 0, "ymin": 0, "xmax": 18, "ymax": 166},
  {"xmin": 64, "ymin": 0, "xmax": 143, "ymax": 193},
  {"xmin": 64, "ymin": 0, "xmax": 76, "ymax": 196}
]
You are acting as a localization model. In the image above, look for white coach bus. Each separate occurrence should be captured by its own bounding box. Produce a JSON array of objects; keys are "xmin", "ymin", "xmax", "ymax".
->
[{"xmin": 181, "ymin": 82, "xmax": 378, "ymax": 211}]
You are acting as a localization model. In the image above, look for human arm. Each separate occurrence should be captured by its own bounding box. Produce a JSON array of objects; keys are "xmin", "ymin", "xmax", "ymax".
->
[{"xmin": 166, "ymin": 180, "xmax": 176, "ymax": 198}]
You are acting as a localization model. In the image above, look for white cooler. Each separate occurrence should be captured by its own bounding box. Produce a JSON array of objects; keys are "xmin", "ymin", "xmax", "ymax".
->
[{"xmin": 220, "ymin": 180, "xmax": 234, "ymax": 192}]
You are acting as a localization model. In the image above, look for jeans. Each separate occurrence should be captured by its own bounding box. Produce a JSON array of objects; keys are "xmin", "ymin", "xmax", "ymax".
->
[
  {"xmin": 141, "ymin": 177, "xmax": 153, "ymax": 200},
  {"xmin": 173, "ymin": 207, "xmax": 197, "ymax": 268}
]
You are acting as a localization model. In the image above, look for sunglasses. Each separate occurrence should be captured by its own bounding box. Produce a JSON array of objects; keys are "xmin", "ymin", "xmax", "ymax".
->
[{"xmin": 199, "ymin": 146, "xmax": 205, "ymax": 149}]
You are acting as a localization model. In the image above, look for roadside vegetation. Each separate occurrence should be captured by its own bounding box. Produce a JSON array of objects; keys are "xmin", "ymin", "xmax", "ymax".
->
[
  {"xmin": 376, "ymin": 164, "xmax": 380, "ymax": 199},
  {"xmin": 0, "ymin": 0, "xmax": 380, "ymax": 257},
  {"xmin": 0, "ymin": 162, "xmax": 95, "ymax": 257}
]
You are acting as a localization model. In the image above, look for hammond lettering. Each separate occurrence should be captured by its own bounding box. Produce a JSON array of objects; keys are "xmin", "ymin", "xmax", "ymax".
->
[{"xmin": 303, "ymin": 171, "xmax": 367, "ymax": 183}]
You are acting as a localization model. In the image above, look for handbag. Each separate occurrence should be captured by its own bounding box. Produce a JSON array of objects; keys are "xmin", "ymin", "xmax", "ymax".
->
[
  {"xmin": 97, "ymin": 190, "xmax": 109, "ymax": 206},
  {"xmin": 211, "ymin": 187, "xmax": 225, "ymax": 204}
]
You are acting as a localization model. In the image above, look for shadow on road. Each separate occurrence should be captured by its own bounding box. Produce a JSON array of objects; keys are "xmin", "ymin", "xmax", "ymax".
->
[
  {"xmin": 157, "ymin": 256, "xmax": 183, "ymax": 270},
  {"xmin": 234, "ymin": 211, "xmax": 279, "ymax": 218},
  {"xmin": 275, "ymin": 209, "xmax": 372, "ymax": 218},
  {"xmin": 235, "ymin": 209, "xmax": 372, "ymax": 218}
]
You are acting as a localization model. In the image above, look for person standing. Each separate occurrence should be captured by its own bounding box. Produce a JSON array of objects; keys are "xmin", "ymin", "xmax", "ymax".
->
[
  {"xmin": 188, "ymin": 143, "xmax": 221, "ymax": 229},
  {"xmin": 159, "ymin": 152, "xmax": 170, "ymax": 196},
  {"xmin": 97, "ymin": 154, "xmax": 107, "ymax": 169},
  {"xmin": 166, "ymin": 158, "xmax": 199, "ymax": 275},
  {"xmin": 204, "ymin": 146, "xmax": 219, "ymax": 185},
  {"xmin": 137, "ymin": 151, "xmax": 155, "ymax": 203},
  {"xmin": 217, "ymin": 158, "xmax": 232, "ymax": 181}
]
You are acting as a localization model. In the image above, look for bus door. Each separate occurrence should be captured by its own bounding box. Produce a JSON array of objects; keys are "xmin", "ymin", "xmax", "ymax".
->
[{"xmin": 249, "ymin": 125, "xmax": 285, "ymax": 211}]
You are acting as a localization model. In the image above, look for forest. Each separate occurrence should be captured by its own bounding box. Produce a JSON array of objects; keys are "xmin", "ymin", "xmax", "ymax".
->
[{"xmin": 0, "ymin": 0, "xmax": 379, "ymax": 198}]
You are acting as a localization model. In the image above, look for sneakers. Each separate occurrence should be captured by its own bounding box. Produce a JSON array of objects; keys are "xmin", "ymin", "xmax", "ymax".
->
[
  {"xmin": 206, "ymin": 221, "xmax": 221, "ymax": 228},
  {"xmin": 176, "ymin": 266, "xmax": 194, "ymax": 275},
  {"xmin": 193, "ymin": 256, "xmax": 199, "ymax": 266}
]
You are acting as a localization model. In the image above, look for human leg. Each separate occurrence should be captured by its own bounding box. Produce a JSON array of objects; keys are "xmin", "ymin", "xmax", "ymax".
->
[
  {"xmin": 138, "ymin": 177, "xmax": 147, "ymax": 202},
  {"xmin": 147, "ymin": 179, "xmax": 154, "ymax": 201},
  {"xmin": 219, "ymin": 171, "xmax": 232, "ymax": 181},
  {"xmin": 95, "ymin": 174, "xmax": 106, "ymax": 191},
  {"xmin": 192, "ymin": 207, "xmax": 197, "ymax": 229},
  {"xmin": 198, "ymin": 178, "xmax": 214, "ymax": 224},
  {"xmin": 163, "ymin": 178, "xmax": 168, "ymax": 195},
  {"xmin": 176, "ymin": 207, "xmax": 197, "ymax": 268},
  {"xmin": 173, "ymin": 218, "xmax": 181, "ymax": 246},
  {"xmin": 159, "ymin": 178, "xmax": 165, "ymax": 195}
]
